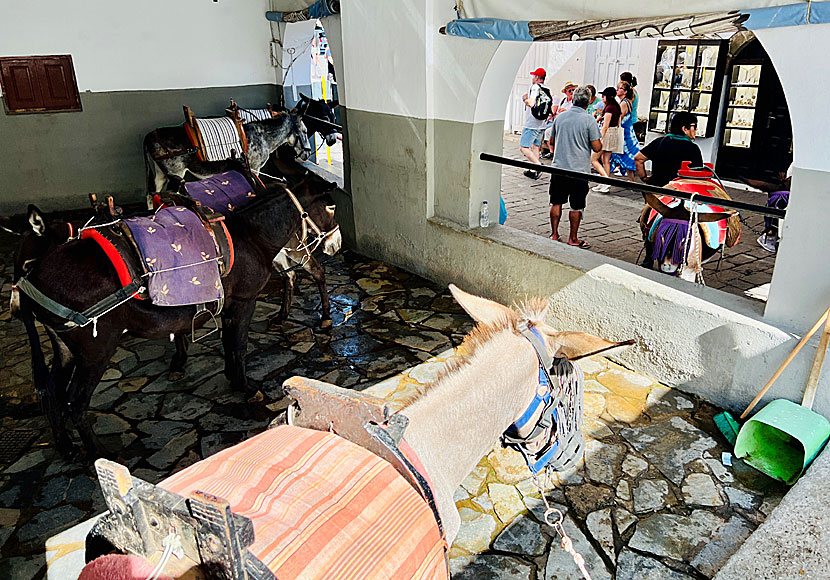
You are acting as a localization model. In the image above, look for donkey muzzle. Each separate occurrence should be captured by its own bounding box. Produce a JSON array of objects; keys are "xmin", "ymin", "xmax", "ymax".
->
[{"xmin": 324, "ymin": 228, "xmax": 342, "ymax": 256}]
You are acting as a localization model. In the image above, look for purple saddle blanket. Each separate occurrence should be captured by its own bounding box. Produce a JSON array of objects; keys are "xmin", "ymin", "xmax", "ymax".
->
[
  {"xmin": 123, "ymin": 207, "xmax": 223, "ymax": 307},
  {"xmin": 183, "ymin": 171, "xmax": 257, "ymax": 216}
]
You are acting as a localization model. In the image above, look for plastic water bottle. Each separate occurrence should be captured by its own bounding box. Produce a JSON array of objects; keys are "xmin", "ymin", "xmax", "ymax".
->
[{"xmin": 480, "ymin": 200, "xmax": 490, "ymax": 228}]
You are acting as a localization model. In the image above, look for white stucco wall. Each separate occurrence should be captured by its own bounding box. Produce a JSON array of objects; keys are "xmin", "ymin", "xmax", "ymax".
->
[
  {"xmin": 334, "ymin": 0, "xmax": 830, "ymax": 415},
  {"xmin": 0, "ymin": 0, "xmax": 275, "ymax": 93}
]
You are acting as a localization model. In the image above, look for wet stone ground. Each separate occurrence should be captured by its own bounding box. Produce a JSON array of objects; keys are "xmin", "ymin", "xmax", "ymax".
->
[{"xmin": 0, "ymin": 228, "xmax": 786, "ymax": 579}]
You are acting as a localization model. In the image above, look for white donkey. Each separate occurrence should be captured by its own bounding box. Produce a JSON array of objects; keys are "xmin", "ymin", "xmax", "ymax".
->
[{"xmin": 79, "ymin": 285, "xmax": 629, "ymax": 580}]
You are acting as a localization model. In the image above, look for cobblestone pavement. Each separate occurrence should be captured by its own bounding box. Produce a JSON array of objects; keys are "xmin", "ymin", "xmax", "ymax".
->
[
  {"xmin": 0, "ymin": 224, "xmax": 785, "ymax": 579},
  {"xmin": 499, "ymin": 136, "xmax": 778, "ymax": 299}
]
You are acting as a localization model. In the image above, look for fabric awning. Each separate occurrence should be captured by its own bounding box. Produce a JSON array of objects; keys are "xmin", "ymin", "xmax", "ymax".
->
[
  {"xmin": 444, "ymin": 1, "xmax": 828, "ymax": 41},
  {"xmin": 266, "ymin": 0, "xmax": 339, "ymax": 22}
]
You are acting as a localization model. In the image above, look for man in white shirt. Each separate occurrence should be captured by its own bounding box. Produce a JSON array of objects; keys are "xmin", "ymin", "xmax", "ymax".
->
[{"xmin": 520, "ymin": 67, "xmax": 548, "ymax": 179}]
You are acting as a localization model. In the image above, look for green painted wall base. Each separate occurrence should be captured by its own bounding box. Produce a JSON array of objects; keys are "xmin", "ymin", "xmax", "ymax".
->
[{"xmin": 0, "ymin": 84, "xmax": 279, "ymax": 214}]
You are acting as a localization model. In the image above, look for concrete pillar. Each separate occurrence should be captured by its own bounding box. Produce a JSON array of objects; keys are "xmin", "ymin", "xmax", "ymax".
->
[{"xmin": 755, "ymin": 25, "xmax": 830, "ymax": 328}]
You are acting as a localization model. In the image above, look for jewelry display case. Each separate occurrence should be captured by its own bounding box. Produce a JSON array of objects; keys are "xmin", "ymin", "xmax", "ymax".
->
[{"xmin": 648, "ymin": 39, "xmax": 727, "ymax": 138}]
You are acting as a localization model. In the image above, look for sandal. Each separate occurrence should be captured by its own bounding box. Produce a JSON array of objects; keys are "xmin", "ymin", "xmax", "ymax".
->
[
  {"xmin": 550, "ymin": 235, "xmax": 561, "ymax": 242},
  {"xmin": 567, "ymin": 240, "xmax": 591, "ymax": 249}
]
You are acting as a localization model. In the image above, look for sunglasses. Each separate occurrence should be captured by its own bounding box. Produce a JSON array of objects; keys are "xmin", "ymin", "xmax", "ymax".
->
[{"xmin": 566, "ymin": 88, "xmax": 575, "ymax": 93}]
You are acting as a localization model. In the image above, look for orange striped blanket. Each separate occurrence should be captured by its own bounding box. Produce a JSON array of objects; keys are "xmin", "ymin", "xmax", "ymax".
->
[{"xmin": 160, "ymin": 425, "xmax": 448, "ymax": 580}]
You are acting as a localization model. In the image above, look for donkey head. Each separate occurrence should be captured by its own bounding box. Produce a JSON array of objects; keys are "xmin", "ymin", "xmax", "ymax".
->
[
  {"xmin": 287, "ymin": 102, "xmax": 312, "ymax": 161},
  {"xmin": 300, "ymin": 179, "xmax": 340, "ymax": 256},
  {"xmin": 10, "ymin": 205, "xmax": 74, "ymax": 317},
  {"xmin": 299, "ymin": 93, "xmax": 339, "ymax": 146},
  {"xmin": 643, "ymin": 193, "xmax": 735, "ymax": 275},
  {"xmin": 448, "ymin": 284, "xmax": 631, "ymax": 362}
]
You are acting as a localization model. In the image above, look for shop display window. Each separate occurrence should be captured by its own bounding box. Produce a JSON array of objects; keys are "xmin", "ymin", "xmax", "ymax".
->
[
  {"xmin": 648, "ymin": 39, "xmax": 725, "ymax": 138},
  {"xmin": 722, "ymin": 63, "xmax": 762, "ymax": 149}
]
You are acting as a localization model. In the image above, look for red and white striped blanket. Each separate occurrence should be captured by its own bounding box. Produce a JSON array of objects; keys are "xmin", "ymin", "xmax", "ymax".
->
[{"xmin": 159, "ymin": 425, "xmax": 448, "ymax": 580}]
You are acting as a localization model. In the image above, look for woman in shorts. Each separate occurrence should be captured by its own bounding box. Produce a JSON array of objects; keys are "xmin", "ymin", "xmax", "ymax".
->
[{"xmin": 591, "ymin": 87, "xmax": 623, "ymax": 193}]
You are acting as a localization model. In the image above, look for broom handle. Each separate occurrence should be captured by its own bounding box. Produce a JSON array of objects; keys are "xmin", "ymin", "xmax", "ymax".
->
[
  {"xmin": 803, "ymin": 311, "xmax": 830, "ymax": 410},
  {"xmin": 741, "ymin": 306, "xmax": 830, "ymax": 419}
]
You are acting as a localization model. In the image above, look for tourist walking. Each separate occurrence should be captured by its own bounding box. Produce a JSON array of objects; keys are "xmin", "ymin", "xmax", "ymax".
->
[
  {"xmin": 610, "ymin": 81, "xmax": 640, "ymax": 180},
  {"xmin": 519, "ymin": 67, "xmax": 551, "ymax": 180},
  {"xmin": 591, "ymin": 87, "xmax": 622, "ymax": 193},
  {"xmin": 620, "ymin": 72, "xmax": 645, "ymax": 140},
  {"xmin": 547, "ymin": 86, "xmax": 602, "ymax": 248}
]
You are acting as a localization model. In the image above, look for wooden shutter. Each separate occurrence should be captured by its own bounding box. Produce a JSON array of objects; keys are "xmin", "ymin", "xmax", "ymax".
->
[{"xmin": 1, "ymin": 55, "xmax": 81, "ymax": 114}]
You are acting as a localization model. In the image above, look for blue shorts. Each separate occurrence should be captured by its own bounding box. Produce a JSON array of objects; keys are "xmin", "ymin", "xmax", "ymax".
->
[{"xmin": 520, "ymin": 128, "xmax": 543, "ymax": 148}]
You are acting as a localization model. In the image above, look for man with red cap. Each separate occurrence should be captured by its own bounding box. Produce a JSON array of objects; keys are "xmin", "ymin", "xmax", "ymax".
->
[{"xmin": 520, "ymin": 67, "xmax": 550, "ymax": 179}]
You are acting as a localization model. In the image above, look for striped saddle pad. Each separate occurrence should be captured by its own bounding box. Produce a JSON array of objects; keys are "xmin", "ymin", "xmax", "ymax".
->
[
  {"xmin": 159, "ymin": 425, "xmax": 448, "ymax": 580},
  {"xmin": 237, "ymin": 108, "xmax": 273, "ymax": 123},
  {"xmin": 194, "ymin": 116, "xmax": 246, "ymax": 162}
]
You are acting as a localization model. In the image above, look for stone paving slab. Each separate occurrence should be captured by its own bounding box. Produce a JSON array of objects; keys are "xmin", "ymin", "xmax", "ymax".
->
[
  {"xmin": 363, "ymin": 349, "xmax": 787, "ymax": 580},
  {"xmin": 499, "ymin": 136, "xmax": 777, "ymax": 298},
  {"xmin": 0, "ymin": 224, "xmax": 787, "ymax": 579}
]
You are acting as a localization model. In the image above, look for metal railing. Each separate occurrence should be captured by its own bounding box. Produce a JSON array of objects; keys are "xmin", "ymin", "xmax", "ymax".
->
[
  {"xmin": 480, "ymin": 152, "xmax": 786, "ymax": 220},
  {"xmin": 304, "ymin": 115, "xmax": 342, "ymax": 133}
]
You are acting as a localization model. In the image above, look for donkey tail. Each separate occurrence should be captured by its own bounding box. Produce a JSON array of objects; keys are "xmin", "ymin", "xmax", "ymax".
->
[
  {"xmin": 21, "ymin": 306, "xmax": 50, "ymax": 407},
  {"xmin": 143, "ymin": 134, "xmax": 162, "ymax": 198}
]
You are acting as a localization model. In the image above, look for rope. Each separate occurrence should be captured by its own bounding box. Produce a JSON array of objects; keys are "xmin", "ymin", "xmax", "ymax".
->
[
  {"xmin": 141, "ymin": 256, "xmax": 222, "ymax": 276},
  {"xmin": 531, "ymin": 471, "xmax": 593, "ymax": 580},
  {"xmin": 90, "ymin": 286, "xmax": 144, "ymax": 338}
]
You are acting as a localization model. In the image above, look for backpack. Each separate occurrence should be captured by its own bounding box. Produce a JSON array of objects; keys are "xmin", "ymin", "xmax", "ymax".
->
[{"xmin": 530, "ymin": 85, "xmax": 553, "ymax": 120}]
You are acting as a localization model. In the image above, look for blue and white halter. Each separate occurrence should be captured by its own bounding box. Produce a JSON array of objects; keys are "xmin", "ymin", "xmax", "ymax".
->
[{"xmin": 502, "ymin": 323, "xmax": 586, "ymax": 474}]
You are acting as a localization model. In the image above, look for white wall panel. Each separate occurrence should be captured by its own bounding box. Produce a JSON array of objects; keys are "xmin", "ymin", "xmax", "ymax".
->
[{"xmin": 0, "ymin": 0, "xmax": 275, "ymax": 93}]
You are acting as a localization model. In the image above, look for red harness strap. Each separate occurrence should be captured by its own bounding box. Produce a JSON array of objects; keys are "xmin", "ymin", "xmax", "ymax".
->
[
  {"xmin": 80, "ymin": 229, "xmax": 145, "ymax": 301},
  {"xmin": 215, "ymin": 219, "xmax": 234, "ymax": 275}
]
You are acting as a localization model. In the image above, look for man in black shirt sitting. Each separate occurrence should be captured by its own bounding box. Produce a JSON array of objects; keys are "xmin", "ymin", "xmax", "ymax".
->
[
  {"xmin": 635, "ymin": 112, "xmax": 703, "ymax": 186},
  {"xmin": 634, "ymin": 112, "xmax": 703, "ymax": 269}
]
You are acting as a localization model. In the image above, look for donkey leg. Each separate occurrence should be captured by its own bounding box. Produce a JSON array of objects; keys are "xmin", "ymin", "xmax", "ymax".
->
[
  {"xmin": 275, "ymin": 271, "xmax": 295, "ymax": 324},
  {"xmin": 40, "ymin": 328, "xmax": 76, "ymax": 455},
  {"xmin": 271, "ymin": 251, "xmax": 295, "ymax": 325},
  {"xmin": 306, "ymin": 258, "xmax": 332, "ymax": 328},
  {"xmin": 66, "ymin": 357, "xmax": 115, "ymax": 459},
  {"xmin": 221, "ymin": 300, "xmax": 259, "ymax": 400},
  {"xmin": 168, "ymin": 333, "xmax": 189, "ymax": 382},
  {"xmin": 640, "ymin": 241, "xmax": 655, "ymax": 269}
]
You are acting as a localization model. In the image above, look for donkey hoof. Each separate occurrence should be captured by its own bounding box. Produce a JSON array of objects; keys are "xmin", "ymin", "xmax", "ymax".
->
[
  {"xmin": 320, "ymin": 318, "xmax": 333, "ymax": 329},
  {"xmin": 268, "ymin": 316, "xmax": 288, "ymax": 330},
  {"xmin": 247, "ymin": 390, "xmax": 265, "ymax": 404},
  {"xmin": 168, "ymin": 370, "xmax": 185, "ymax": 382}
]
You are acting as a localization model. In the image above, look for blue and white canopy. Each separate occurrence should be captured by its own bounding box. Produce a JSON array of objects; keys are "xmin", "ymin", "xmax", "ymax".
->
[{"xmin": 443, "ymin": 1, "xmax": 829, "ymax": 41}]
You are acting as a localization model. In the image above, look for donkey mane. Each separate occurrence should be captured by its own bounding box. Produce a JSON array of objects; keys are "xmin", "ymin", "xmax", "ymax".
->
[{"xmin": 397, "ymin": 297, "xmax": 549, "ymax": 408}]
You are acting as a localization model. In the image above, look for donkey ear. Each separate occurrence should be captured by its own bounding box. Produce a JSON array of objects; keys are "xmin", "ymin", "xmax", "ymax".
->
[
  {"xmin": 449, "ymin": 284, "xmax": 513, "ymax": 325},
  {"xmin": 547, "ymin": 331, "xmax": 635, "ymax": 361},
  {"xmin": 27, "ymin": 204, "xmax": 47, "ymax": 237}
]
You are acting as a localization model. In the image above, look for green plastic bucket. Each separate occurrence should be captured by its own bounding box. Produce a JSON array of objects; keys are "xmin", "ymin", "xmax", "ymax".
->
[{"xmin": 734, "ymin": 399, "xmax": 830, "ymax": 484}]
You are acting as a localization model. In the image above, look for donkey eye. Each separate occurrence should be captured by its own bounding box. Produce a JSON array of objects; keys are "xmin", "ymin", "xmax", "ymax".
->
[{"xmin": 325, "ymin": 205, "xmax": 336, "ymax": 216}]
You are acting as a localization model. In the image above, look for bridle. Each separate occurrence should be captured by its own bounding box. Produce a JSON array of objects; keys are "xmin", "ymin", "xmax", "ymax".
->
[
  {"xmin": 277, "ymin": 183, "xmax": 340, "ymax": 274},
  {"xmin": 502, "ymin": 322, "xmax": 586, "ymax": 475}
]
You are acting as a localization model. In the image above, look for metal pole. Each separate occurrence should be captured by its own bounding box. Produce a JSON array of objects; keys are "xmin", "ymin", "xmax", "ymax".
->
[
  {"xmin": 479, "ymin": 152, "xmax": 786, "ymax": 220},
  {"xmin": 303, "ymin": 115, "xmax": 342, "ymax": 133}
]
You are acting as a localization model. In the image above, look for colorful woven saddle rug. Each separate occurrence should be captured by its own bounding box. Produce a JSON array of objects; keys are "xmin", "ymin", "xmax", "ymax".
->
[
  {"xmin": 160, "ymin": 425, "xmax": 448, "ymax": 580},
  {"xmin": 646, "ymin": 195, "xmax": 728, "ymax": 251},
  {"xmin": 123, "ymin": 207, "xmax": 223, "ymax": 307},
  {"xmin": 183, "ymin": 170, "xmax": 257, "ymax": 216}
]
